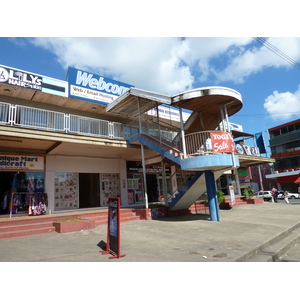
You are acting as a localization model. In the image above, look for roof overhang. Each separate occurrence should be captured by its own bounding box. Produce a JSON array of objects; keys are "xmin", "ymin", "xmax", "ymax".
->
[
  {"xmin": 237, "ymin": 154, "xmax": 275, "ymax": 167},
  {"xmin": 172, "ymin": 86, "xmax": 243, "ymax": 132},
  {"xmin": 266, "ymin": 170, "xmax": 300, "ymax": 179},
  {"xmin": 106, "ymin": 88, "xmax": 171, "ymax": 117}
]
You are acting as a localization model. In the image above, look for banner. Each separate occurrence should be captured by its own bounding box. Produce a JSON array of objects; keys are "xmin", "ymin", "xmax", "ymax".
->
[
  {"xmin": 255, "ymin": 132, "xmax": 267, "ymax": 154},
  {"xmin": 235, "ymin": 143, "xmax": 260, "ymax": 156},
  {"xmin": 210, "ymin": 132, "xmax": 235, "ymax": 153}
]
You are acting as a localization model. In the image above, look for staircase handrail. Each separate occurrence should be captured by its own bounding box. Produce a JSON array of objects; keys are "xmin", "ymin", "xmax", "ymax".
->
[{"xmin": 167, "ymin": 171, "xmax": 195, "ymax": 203}]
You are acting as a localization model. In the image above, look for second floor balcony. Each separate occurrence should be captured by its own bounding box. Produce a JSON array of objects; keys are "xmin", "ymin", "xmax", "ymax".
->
[{"xmin": 0, "ymin": 100, "xmax": 274, "ymax": 167}]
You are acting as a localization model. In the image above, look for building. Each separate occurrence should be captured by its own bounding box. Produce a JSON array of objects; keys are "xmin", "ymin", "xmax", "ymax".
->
[
  {"xmin": 0, "ymin": 64, "xmax": 274, "ymax": 221},
  {"xmin": 266, "ymin": 119, "xmax": 300, "ymax": 192}
]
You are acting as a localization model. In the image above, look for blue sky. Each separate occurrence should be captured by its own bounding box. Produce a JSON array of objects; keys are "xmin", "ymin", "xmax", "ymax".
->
[{"xmin": 2, "ymin": 37, "xmax": 300, "ymax": 154}]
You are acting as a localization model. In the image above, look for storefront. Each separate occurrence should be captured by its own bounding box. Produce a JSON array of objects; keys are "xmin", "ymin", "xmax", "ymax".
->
[
  {"xmin": 126, "ymin": 161, "xmax": 173, "ymax": 204},
  {"xmin": 0, "ymin": 154, "xmax": 46, "ymax": 216},
  {"xmin": 45, "ymin": 155, "xmax": 128, "ymax": 214}
]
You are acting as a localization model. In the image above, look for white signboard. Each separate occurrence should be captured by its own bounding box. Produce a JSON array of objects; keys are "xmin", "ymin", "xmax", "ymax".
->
[{"xmin": 0, "ymin": 154, "xmax": 44, "ymax": 171}]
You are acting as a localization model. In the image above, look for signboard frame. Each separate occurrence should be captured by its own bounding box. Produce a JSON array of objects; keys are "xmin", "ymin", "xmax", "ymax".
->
[
  {"xmin": 67, "ymin": 67, "xmax": 134, "ymax": 105},
  {"xmin": 100, "ymin": 197, "xmax": 126, "ymax": 259}
]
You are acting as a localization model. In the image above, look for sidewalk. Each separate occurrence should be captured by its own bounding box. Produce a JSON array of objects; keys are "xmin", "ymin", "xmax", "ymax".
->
[{"xmin": 1, "ymin": 202, "xmax": 300, "ymax": 262}]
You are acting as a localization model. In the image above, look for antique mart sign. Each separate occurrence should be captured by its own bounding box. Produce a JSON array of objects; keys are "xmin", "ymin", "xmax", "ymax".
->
[{"xmin": 0, "ymin": 154, "xmax": 44, "ymax": 171}]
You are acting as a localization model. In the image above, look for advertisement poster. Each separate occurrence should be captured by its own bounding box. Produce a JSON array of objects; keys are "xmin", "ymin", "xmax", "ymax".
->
[
  {"xmin": 54, "ymin": 173, "xmax": 78, "ymax": 210},
  {"xmin": 210, "ymin": 132, "xmax": 235, "ymax": 153},
  {"xmin": 101, "ymin": 197, "xmax": 126, "ymax": 259}
]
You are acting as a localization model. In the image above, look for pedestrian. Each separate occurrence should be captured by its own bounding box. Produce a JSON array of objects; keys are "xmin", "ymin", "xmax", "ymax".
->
[
  {"xmin": 271, "ymin": 186, "xmax": 279, "ymax": 203},
  {"xmin": 283, "ymin": 189, "xmax": 289, "ymax": 204}
]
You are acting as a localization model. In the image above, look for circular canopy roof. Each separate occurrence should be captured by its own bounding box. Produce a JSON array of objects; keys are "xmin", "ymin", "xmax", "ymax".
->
[{"xmin": 172, "ymin": 86, "xmax": 243, "ymax": 132}]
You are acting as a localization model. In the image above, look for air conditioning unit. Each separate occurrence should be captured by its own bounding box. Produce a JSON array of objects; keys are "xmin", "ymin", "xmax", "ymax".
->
[
  {"xmin": 274, "ymin": 171, "xmax": 278, "ymax": 174},
  {"xmin": 295, "ymin": 168, "xmax": 300, "ymax": 171},
  {"xmin": 288, "ymin": 169, "xmax": 294, "ymax": 172},
  {"xmin": 283, "ymin": 170, "xmax": 288, "ymax": 172}
]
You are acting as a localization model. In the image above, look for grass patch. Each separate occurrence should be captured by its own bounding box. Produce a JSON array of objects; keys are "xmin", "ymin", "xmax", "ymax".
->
[{"xmin": 56, "ymin": 218, "xmax": 86, "ymax": 222}]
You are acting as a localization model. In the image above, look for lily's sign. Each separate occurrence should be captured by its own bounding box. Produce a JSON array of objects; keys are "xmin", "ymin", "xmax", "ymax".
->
[
  {"xmin": 0, "ymin": 65, "xmax": 42, "ymax": 91},
  {"xmin": 210, "ymin": 132, "xmax": 235, "ymax": 153}
]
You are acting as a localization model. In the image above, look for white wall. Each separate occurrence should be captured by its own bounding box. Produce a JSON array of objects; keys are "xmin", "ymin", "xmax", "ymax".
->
[{"xmin": 45, "ymin": 155, "xmax": 128, "ymax": 214}]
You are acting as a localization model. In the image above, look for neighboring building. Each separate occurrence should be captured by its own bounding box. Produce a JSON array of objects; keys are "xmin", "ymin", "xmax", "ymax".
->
[
  {"xmin": 249, "ymin": 164, "xmax": 277, "ymax": 191},
  {"xmin": 0, "ymin": 64, "xmax": 274, "ymax": 221},
  {"xmin": 266, "ymin": 119, "xmax": 300, "ymax": 192}
]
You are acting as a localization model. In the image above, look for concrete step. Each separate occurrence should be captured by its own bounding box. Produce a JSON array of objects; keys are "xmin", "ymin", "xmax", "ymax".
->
[
  {"xmin": 0, "ymin": 225, "xmax": 56, "ymax": 240},
  {"xmin": 235, "ymin": 225, "xmax": 300, "ymax": 262},
  {"xmin": 0, "ymin": 208, "xmax": 144, "ymax": 240}
]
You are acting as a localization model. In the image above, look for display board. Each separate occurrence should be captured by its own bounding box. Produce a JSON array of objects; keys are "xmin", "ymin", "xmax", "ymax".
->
[{"xmin": 100, "ymin": 197, "xmax": 126, "ymax": 259}]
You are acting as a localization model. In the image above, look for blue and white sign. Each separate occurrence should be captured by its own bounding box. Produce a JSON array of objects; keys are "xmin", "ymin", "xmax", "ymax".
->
[
  {"xmin": 67, "ymin": 67, "xmax": 134, "ymax": 105},
  {"xmin": 0, "ymin": 65, "xmax": 42, "ymax": 91}
]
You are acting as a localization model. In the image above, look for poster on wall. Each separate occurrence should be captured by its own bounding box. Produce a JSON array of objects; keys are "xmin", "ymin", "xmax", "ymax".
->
[
  {"xmin": 100, "ymin": 173, "xmax": 120, "ymax": 206},
  {"xmin": 54, "ymin": 173, "xmax": 78, "ymax": 210}
]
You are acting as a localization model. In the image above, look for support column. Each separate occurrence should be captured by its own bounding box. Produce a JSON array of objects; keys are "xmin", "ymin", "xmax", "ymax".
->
[
  {"xmin": 179, "ymin": 107, "xmax": 187, "ymax": 158},
  {"xmin": 161, "ymin": 160, "xmax": 168, "ymax": 206},
  {"xmin": 233, "ymin": 168, "xmax": 241, "ymax": 196},
  {"xmin": 138, "ymin": 98, "xmax": 148, "ymax": 209},
  {"xmin": 205, "ymin": 170, "xmax": 220, "ymax": 221}
]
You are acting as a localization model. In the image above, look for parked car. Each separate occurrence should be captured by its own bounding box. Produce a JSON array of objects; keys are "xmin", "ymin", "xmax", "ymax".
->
[
  {"xmin": 253, "ymin": 191, "xmax": 272, "ymax": 201},
  {"xmin": 277, "ymin": 191, "xmax": 299, "ymax": 199}
]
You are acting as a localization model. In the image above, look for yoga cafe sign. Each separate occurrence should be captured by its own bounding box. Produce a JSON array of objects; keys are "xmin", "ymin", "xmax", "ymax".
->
[{"xmin": 210, "ymin": 132, "xmax": 235, "ymax": 153}]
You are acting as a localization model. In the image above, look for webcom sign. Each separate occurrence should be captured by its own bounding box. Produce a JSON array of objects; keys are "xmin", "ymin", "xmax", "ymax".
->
[{"xmin": 67, "ymin": 67, "xmax": 134, "ymax": 105}]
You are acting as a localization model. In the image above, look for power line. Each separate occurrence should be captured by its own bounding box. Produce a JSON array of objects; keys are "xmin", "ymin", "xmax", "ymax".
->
[
  {"xmin": 253, "ymin": 37, "xmax": 300, "ymax": 71},
  {"xmin": 234, "ymin": 112, "xmax": 300, "ymax": 117}
]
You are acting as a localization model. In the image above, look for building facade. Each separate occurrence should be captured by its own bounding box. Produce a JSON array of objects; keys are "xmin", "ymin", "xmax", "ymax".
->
[
  {"xmin": 0, "ymin": 64, "xmax": 274, "ymax": 221},
  {"xmin": 267, "ymin": 119, "xmax": 300, "ymax": 192}
]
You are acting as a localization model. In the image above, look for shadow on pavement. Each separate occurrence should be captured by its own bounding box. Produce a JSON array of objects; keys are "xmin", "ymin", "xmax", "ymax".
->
[
  {"xmin": 157, "ymin": 213, "xmax": 210, "ymax": 222},
  {"xmin": 97, "ymin": 240, "xmax": 107, "ymax": 250}
]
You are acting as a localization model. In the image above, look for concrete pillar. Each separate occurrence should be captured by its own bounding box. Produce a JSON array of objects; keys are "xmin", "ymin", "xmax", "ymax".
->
[{"xmin": 205, "ymin": 170, "xmax": 220, "ymax": 221}]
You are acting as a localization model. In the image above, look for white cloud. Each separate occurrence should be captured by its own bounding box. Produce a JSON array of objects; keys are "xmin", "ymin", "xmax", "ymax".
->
[
  {"xmin": 264, "ymin": 86, "xmax": 300, "ymax": 120},
  {"xmin": 30, "ymin": 37, "xmax": 194, "ymax": 94},
  {"xmin": 28, "ymin": 37, "xmax": 256, "ymax": 94},
  {"xmin": 214, "ymin": 37, "xmax": 300, "ymax": 83},
  {"xmin": 27, "ymin": 37, "xmax": 300, "ymax": 95}
]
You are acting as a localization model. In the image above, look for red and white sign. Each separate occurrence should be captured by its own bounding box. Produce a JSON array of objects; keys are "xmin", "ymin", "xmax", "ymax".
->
[{"xmin": 210, "ymin": 132, "xmax": 235, "ymax": 153}]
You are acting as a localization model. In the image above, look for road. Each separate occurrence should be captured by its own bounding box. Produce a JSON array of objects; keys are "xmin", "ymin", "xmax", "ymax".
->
[
  {"xmin": 267, "ymin": 198, "xmax": 300, "ymax": 205},
  {"xmin": 275, "ymin": 199, "xmax": 300, "ymax": 261},
  {"xmin": 277, "ymin": 241, "xmax": 300, "ymax": 262}
]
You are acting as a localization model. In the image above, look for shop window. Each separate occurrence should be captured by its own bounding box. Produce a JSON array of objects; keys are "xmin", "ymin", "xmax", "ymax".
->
[
  {"xmin": 127, "ymin": 174, "xmax": 144, "ymax": 204},
  {"xmin": 0, "ymin": 171, "xmax": 45, "ymax": 215},
  {"xmin": 54, "ymin": 172, "xmax": 120, "ymax": 210}
]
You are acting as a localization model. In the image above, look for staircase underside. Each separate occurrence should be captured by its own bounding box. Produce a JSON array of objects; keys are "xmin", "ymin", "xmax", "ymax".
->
[
  {"xmin": 128, "ymin": 134, "xmax": 239, "ymax": 210},
  {"xmin": 170, "ymin": 169, "xmax": 225, "ymax": 210}
]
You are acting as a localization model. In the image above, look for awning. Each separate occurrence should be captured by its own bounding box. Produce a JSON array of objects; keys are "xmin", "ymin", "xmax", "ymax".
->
[
  {"xmin": 294, "ymin": 177, "xmax": 300, "ymax": 184},
  {"xmin": 106, "ymin": 88, "xmax": 171, "ymax": 117}
]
